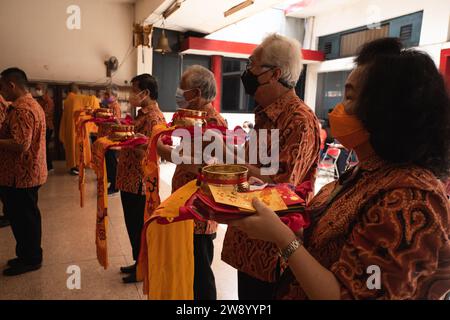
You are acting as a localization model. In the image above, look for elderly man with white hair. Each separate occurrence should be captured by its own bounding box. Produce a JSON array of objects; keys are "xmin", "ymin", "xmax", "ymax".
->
[
  {"xmin": 157, "ymin": 65, "xmax": 227, "ymax": 300},
  {"xmin": 222, "ymin": 34, "xmax": 321, "ymax": 300}
]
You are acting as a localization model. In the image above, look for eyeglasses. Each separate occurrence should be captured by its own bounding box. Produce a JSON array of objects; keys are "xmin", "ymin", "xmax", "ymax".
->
[{"xmin": 245, "ymin": 59, "xmax": 277, "ymax": 71}]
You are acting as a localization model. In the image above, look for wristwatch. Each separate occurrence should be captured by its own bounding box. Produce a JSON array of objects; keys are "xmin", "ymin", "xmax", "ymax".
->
[{"xmin": 279, "ymin": 238, "xmax": 303, "ymax": 261}]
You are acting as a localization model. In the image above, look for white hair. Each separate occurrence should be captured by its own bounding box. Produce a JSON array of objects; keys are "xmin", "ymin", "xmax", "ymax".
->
[
  {"xmin": 183, "ymin": 65, "xmax": 217, "ymax": 101},
  {"xmin": 256, "ymin": 33, "xmax": 303, "ymax": 88}
]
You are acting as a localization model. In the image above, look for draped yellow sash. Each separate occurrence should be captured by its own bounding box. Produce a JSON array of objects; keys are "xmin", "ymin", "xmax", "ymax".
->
[
  {"xmin": 75, "ymin": 112, "xmax": 95, "ymax": 208},
  {"xmin": 137, "ymin": 125, "xmax": 196, "ymax": 300},
  {"xmin": 92, "ymin": 137, "xmax": 120, "ymax": 269}
]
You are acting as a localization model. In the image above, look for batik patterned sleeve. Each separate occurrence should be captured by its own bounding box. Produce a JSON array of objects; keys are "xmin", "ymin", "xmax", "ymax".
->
[
  {"xmin": 272, "ymin": 108, "xmax": 320, "ymax": 186},
  {"xmin": 9, "ymin": 108, "xmax": 34, "ymax": 151},
  {"xmin": 331, "ymin": 188, "xmax": 450, "ymax": 300}
]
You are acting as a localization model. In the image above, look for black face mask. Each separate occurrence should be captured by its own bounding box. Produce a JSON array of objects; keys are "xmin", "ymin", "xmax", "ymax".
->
[{"xmin": 241, "ymin": 68, "xmax": 273, "ymax": 96}]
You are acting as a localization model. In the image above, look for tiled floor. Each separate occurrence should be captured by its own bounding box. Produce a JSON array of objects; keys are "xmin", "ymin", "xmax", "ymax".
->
[
  {"xmin": 0, "ymin": 161, "xmax": 330, "ymax": 300},
  {"xmin": 0, "ymin": 161, "xmax": 239, "ymax": 300}
]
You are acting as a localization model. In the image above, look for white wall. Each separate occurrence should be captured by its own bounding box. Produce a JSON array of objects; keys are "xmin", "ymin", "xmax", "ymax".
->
[
  {"xmin": 0, "ymin": 0, "xmax": 137, "ymax": 85},
  {"xmin": 304, "ymin": 0, "xmax": 450, "ymax": 110}
]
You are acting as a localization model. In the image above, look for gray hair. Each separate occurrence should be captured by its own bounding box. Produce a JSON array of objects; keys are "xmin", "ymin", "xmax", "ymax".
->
[
  {"xmin": 256, "ymin": 34, "xmax": 303, "ymax": 88},
  {"xmin": 183, "ymin": 65, "xmax": 217, "ymax": 101}
]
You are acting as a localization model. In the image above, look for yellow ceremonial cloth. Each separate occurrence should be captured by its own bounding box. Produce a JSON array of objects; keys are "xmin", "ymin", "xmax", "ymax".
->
[
  {"xmin": 76, "ymin": 112, "xmax": 97, "ymax": 208},
  {"xmin": 60, "ymin": 93, "xmax": 99, "ymax": 169},
  {"xmin": 92, "ymin": 137, "xmax": 120, "ymax": 269},
  {"xmin": 137, "ymin": 124, "xmax": 196, "ymax": 300},
  {"xmin": 142, "ymin": 180, "xmax": 198, "ymax": 300}
]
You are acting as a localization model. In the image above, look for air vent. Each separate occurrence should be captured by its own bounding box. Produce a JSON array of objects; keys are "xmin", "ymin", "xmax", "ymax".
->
[
  {"xmin": 324, "ymin": 42, "xmax": 332, "ymax": 55},
  {"xmin": 400, "ymin": 24, "xmax": 413, "ymax": 41}
]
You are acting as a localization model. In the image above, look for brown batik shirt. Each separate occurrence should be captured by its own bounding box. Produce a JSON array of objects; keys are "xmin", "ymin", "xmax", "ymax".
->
[
  {"xmin": 108, "ymin": 100, "xmax": 122, "ymax": 119},
  {"xmin": 277, "ymin": 156, "xmax": 450, "ymax": 300},
  {"xmin": 0, "ymin": 93, "xmax": 47, "ymax": 188},
  {"xmin": 36, "ymin": 94, "xmax": 55, "ymax": 130},
  {"xmin": 222, "ymin": 89, "xmax": 321, "ymax": 282},
  {"xmin": 116, "ymin": 102, "xmax": 166, "ymax": 195},
  {"xmin": 171, "ymin": 103, "xmax": 227, "ymax": 235}
]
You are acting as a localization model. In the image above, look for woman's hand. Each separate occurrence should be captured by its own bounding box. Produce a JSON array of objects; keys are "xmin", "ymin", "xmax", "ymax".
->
[{"xmin": 228, "ymin": 198, "xmax": 296, "ymax": 248}]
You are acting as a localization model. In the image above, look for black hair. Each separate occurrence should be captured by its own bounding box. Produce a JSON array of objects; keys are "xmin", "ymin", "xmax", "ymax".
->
[
  {"xmin": 1, "ymin": 67, "xmax": 29, "ymax": 88},
  {"xmin": 131, "ymin": 74, "xmax": 158, "ymax": 100},
  {"xmin": 355, "ymin": 37, "xmax": 403, "ymax": 66},
  {"xmin": 355, "ymin": 49, "xmax": 450, "ymax": 179}
]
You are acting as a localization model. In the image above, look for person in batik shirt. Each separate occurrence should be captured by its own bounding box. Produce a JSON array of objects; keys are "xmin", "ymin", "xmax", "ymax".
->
[
  {"xmin": 35, "ymin": 82, "xmax": 55, "ymax": 171},
  {"xmin": 221, "ymin": 34, "xmax": 321, "ymax": 300},
  {"xmin": 157, "ymin": 65, "xmax": 227, "ymax": 300},
  {"xmin": 0, "ymin": 68, "xmax": 47, "ymax": 276},
  {"xmin": 226, "ymin": 38, "xmax": 450, "ymax": 300},
  {"xmin": 116, "ymin": 74, "xmax": 166, "ymax": 283}
]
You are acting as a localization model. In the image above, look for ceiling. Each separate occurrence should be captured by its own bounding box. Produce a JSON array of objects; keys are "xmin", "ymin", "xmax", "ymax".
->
[
  {"xmin": 144, "ymin": 0, "xmax": 288, "ymax": 34},
  {"xmin": 281, "ymin": 0, "xmax": 362, "ymax": 18}
]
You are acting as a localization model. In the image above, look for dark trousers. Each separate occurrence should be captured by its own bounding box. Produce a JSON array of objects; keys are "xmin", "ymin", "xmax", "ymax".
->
[
  {"xmin": 1, "ymin": 186, "xmax": 43, "ymax": 265},
  {"xmin": 0, "ymin": 189, "xmax": 5, "ymax": 215},
  {"xmin": 105, "ymin": 150, "xmax": 118, "ymax": 190},
  {"xmin": 194, "ymin": 234, "xmax": 217, "ymax": 300},
  {"xmin": 46, "ymin": 129, "xmax": 53, "ymax": 170},
  {"xmin": 238, "ymin": 271, "xmax": 276, "ymax": 300},
  {"xmin": 120, "ymin": 191, "xmax": 145, "ymax": 261}
]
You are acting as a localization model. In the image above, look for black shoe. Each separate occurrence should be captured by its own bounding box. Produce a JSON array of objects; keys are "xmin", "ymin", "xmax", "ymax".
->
[
  {"xmin": 70, "ymin": 168, "xmax": 79, "ymax": 176},
  {"xmin": 3, "ymin": 262, "xmax": 42, "ymax": 276},
  {"xmin": 122, "ymin": 272, "xmax": 138, "ymax": 284},
  {"xmin": 7, "ymin": 258, "xmax": 21, "ymax": 267},
  {"xmin": 120, "ymin": 264, "xmax": 136, "ymax": 274}
]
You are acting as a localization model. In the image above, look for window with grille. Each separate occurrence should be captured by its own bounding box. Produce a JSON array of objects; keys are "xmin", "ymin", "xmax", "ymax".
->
[{"xmin": 400, "ymin": 24, "xmax": 413, "ymax": 41}]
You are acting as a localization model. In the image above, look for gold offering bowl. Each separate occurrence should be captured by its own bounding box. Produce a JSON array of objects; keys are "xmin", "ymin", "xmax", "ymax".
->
[
  {"xmin": 201, "ymin": 164, "xmax": 249, "ymax": 195},
  {"xmin": 83, "ymin": 107, "xmax": 94, "ymax": 116},
  {"xmin": 94, "ymin": 108, "xmax": 113, "ymax": 119},
  {"xmin": 109, "ymin": 125, "xmax": 135, "ymax": 141},
  {"xmin": 173, "ymin": 108, "xmax": 207, "ymax": 127}
]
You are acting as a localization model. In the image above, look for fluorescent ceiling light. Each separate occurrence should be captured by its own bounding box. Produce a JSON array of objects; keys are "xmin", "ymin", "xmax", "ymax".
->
[{"xmin": 224, "ymin": 0, "xmax": 254, "ymax": 18}]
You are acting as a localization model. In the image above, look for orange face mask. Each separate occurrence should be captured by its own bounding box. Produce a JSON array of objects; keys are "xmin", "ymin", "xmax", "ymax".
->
[{"xmin": 328, "ymin": 103, "xmax": 370, "ymax": 150}]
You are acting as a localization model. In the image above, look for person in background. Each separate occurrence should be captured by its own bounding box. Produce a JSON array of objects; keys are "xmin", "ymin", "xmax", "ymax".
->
[
  {"xmin": 222, "ymin": 34, "xmax": 321, "ymax": 300},
  {"xmin": 102, "ymin": 86, "xmax": 122, "ymax": 195},
  {"xmin": 225, "ymin": 38, "xmax": 450, "ymax": 300},
  {"xmin": 116, "ymin": 74, "xmax": 166, "ymax": 283},
  {"xmin": 241, "ymin": 121, "xmax": 254, "ymax": 142},
  {"xmin": 335, "ymin": 138, "xmax": 349, "ymax": 176},
  {"xmin": 35, "ymin": 83, "xmax": 55, "ymax": 172},
  {"xmin": 59, "ymin": 83, "xmax": 99, "ymax": 175},
  {"xmin": 319, "ymin": 120, "xmax": 327, "ymax": 160},
  {"xmin": 157, "ymin": 65, "xmax": 227, "ymax": 300},
  {"xmin": 102, "ymin": 85, "xmax": 122, "ymax": 119},
  {"xmin": 59, "ymin": 83, "xmax": 81, "ymax": 175},
  {"xmin": 0, "ymin": 94, "xmax": 11, "ymax": 228},
  {"xmin": 0, "ymin": 68, "xmax": 47, "ymax": 276},
  {"xmin": 242, "ymin": 121, "xmax": 254, "ymax": 133}
]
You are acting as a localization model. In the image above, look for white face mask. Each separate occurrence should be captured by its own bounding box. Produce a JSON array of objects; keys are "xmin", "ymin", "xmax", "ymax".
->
[
  {"xmin": 175, "ymin": 88, "xmax": 189, "ymax": 109},
  {"xmin": 129, "ymin": 90, "xmax": 148, "ymax": 107}
]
